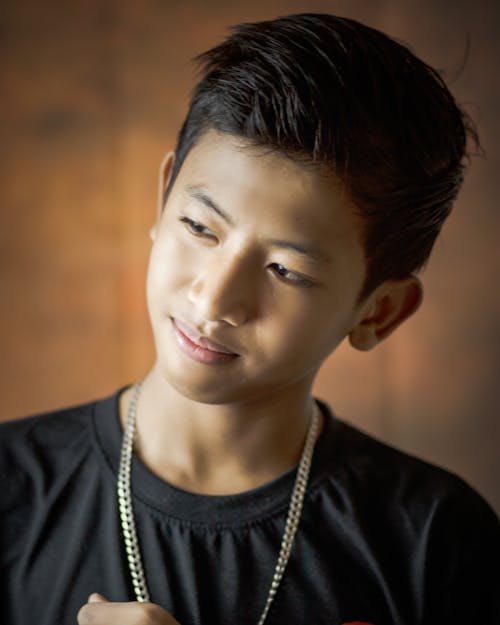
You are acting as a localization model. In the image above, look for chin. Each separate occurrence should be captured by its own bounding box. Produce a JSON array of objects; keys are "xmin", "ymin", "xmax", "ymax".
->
[
  {"xmin": 166, "ymin": 373, "xmax": 253, "ymax": 405},
  {"xmin": 157, "ymin": 355, "xmax": 291, "ymax": 406},
  {"xmin": 153, "ymin": 354, "xmax": 243, "ymax": 405}
]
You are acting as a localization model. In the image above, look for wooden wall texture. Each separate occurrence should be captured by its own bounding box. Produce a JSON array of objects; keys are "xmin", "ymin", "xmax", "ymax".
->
[{"xmin": 1, "ymin": 0, "xmax": 499, "ymax": 513}]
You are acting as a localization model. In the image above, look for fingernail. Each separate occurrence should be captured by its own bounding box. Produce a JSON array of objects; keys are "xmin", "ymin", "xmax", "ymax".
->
[{"xmin": 88, "ymin": 593, "xmax": 106, "ymax": 603}]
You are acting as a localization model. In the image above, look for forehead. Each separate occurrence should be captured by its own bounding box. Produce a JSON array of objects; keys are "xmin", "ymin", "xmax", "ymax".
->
[{"xmin": 177, "ymin": 130, "xmax": 341, "ymax": 203}]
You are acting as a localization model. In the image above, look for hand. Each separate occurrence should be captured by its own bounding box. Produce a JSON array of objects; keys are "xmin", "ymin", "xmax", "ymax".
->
[{"xmin": 77, "ymin": 593, "xmax": 182, "ymax": 624}]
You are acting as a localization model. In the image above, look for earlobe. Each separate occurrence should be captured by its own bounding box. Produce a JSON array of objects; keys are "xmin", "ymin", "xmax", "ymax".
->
[{"xmin": 349, "ymin": 276, "xmax": 423, "ymax": 351}]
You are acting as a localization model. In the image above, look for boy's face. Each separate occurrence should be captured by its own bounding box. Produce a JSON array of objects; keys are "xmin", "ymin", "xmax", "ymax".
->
[{"xmin": 147, "ymin": 130, "xmax": 368, "ymax": 405}]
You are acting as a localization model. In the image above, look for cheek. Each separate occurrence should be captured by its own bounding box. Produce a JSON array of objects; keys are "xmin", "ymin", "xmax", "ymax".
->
[
  {"xmin": 146, "ymin": 237, "xmax": 190, "ymax": 313},
  {"xmin": 263, "ymin": 292, "xmax": 350, "ymax": 364}
]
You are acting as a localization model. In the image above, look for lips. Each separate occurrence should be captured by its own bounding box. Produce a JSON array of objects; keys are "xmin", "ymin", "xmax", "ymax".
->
[{"xmin": 171, "ymin": 317, "xmax": 239, "ymax": 362}]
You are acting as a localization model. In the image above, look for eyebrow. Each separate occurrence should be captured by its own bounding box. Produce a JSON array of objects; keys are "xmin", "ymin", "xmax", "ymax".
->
[
  {"xmin": 186, "ymin": 185, "xmax": 234, "ymax": 225},
  {"xmin": 268, "ymin": 238, "xmax": 330, "ymax": 263},
  {"xmin": 185, "ymin": 184, "xmax": 330, "ymax": 264}
]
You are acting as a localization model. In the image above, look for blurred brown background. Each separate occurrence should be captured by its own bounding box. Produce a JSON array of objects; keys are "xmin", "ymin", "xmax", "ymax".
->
[{"xmin": 1, "ymin": 0, "xmax": 499, "ymax": 513}]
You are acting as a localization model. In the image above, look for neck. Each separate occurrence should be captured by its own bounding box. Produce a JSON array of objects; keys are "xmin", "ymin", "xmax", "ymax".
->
[{"xmin": 118, "ymin": 364, "xmax": 322, "ymax": 495}]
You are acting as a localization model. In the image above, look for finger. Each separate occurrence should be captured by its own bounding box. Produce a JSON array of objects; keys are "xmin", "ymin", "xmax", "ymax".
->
[
  {"xmin": 88, "ymin": 592, "xmax": 108, "ymax": 603},
  {"xmin": 77, "ymin": 600, "xmax": 181, "ymax": 625}
]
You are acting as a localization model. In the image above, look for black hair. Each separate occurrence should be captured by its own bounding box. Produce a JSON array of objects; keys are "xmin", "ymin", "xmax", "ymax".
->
[{"xmin": 165, "ymin": 13, "xmax": 478, "ymax": 300}]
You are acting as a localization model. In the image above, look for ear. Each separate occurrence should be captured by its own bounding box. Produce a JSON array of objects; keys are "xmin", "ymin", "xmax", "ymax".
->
[
  {"xmin": 348, "ymin": 276, "xmax": 423, "ymax": 351},
  {"xmin": 151, "ymin": 151, "xmax": 175, "ymax": 241}
]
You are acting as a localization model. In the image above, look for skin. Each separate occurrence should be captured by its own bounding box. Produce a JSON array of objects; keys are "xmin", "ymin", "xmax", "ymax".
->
[
  {"xmin": 77, "ymin": 594, "xmax": 181, "ymax": 624},
  {"xmin": 81, "ymin": 129, "xmax": 422, "ymax": 622}
]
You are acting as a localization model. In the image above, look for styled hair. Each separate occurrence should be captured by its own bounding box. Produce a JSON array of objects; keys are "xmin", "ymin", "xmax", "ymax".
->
[{"xmin": 165, "ymin": 13, "xmax": 478, "ymax": 300}]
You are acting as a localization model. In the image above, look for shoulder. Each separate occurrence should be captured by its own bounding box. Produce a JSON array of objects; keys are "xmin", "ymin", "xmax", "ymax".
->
[
  {"xmin": 0, "ymin": 398, "xmax": 96, "ymax": 464},
  {"xmin": 337, "ymin": 425, "xmax": 500, "ymax": 619},
  {"xmin": 0, "ymin": 391, "xmax": 120, "ymax": 512},
  {"xmin": 318, "ymin": 409, "xmax": 499, "ymax": 534},
  {"xmin": 313, "ymin": 409, "xmax": 500, "ymax": 620},
  {"xmin": 316, "ymin": 411, "xmax": 500, "ymax": 615}
]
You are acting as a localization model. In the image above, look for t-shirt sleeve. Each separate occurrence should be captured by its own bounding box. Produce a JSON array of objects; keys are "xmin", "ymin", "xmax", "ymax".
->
[{"xmin": 422, "ymin": 477, "xmax": 500, "ymax": 624}]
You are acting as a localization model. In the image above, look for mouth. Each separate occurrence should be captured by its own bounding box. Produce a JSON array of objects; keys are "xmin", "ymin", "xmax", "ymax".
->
[{"xmin": 171, "ymin": 317, "xmax": 239, "ymax": 364}]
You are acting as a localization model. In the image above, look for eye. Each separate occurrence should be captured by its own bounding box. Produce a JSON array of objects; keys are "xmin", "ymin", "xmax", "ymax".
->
[
  {"xmin": 179, "ymin": 216, "xmax": 216, "ymax": 239},
  {"xmin": 269, "ymin": 263, "xmax": 314, "ymax": 287}
]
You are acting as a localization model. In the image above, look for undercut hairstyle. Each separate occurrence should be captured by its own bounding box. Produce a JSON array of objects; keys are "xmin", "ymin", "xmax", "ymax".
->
[{"xmin": 165, "ymin": 13, "xmax": 478, "ymax": 301}]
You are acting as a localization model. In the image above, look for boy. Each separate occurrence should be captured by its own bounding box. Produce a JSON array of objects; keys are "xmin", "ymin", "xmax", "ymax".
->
[{"xmin": 1, "ymin": 12, "xmax": 499, "ymax": 625}]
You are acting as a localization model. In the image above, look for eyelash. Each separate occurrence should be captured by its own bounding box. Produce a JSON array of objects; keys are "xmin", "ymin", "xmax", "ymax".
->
[
  {"xmin": 178, "ymin": 215, "xmax": 314, "ymax": 288},
  {"xmin": 179, "ymin": 216, "xmax": 216, "ymax": 238},
  {"xmin": 269, "ymin": 264, "xmax": 314, "ymax": 287}
]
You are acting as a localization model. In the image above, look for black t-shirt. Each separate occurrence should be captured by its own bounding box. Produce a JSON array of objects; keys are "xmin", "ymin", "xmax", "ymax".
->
[{"xmin": 1, "ymin": 387, "xmax": 499, "ymax": 625}]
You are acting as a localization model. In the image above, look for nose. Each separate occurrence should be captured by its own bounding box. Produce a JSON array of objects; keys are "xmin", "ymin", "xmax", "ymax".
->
[{"xmin": 187, "ymin": 250, "xmax": 256, "ymax": 327}]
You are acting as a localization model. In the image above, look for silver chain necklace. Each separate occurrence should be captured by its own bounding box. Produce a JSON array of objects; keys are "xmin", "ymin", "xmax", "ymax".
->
[{"xmin": 117, "ymin": 380, "xmax": 320, "ymax": 625}]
